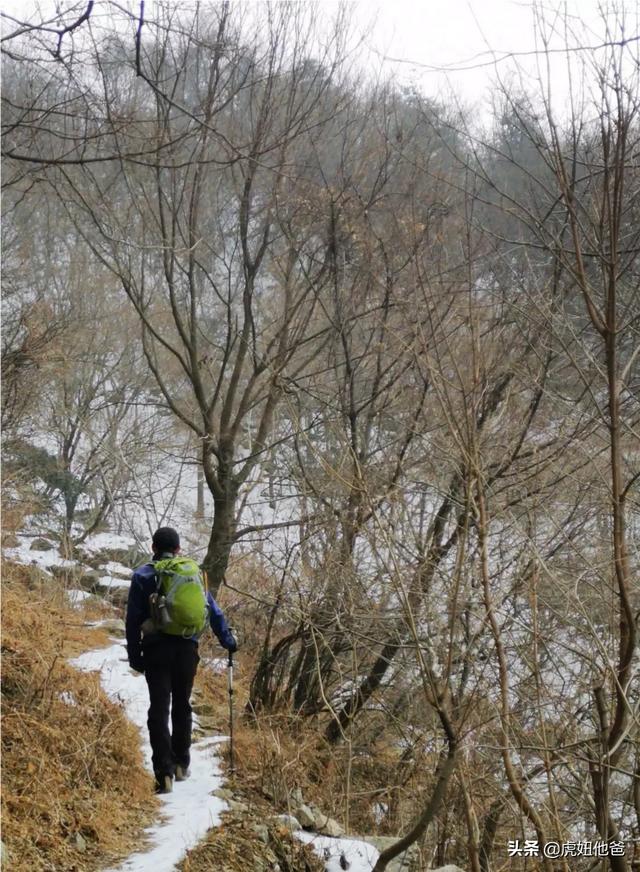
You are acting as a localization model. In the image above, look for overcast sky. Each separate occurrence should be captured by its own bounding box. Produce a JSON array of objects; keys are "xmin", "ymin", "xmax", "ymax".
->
[
  {"xmin": 2, "ymin": 0, "xmax": 638, "ymax": 119},
  {"xmin": 352, "ymin": 0, "xmax": 639, "ymax": 117}
]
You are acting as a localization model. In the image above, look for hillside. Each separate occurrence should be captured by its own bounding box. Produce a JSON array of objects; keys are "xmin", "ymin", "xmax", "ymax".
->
[
  {"xmin": 1, "ymin": 530, "xmax": 428, "ymax": 872},
  {"xmin": 1, "ymin": 559, "xmax": 155, "ymax": 870},
  {"xmin": 2, "ymin": 3, "xmax": 638, "ymax": 870}
]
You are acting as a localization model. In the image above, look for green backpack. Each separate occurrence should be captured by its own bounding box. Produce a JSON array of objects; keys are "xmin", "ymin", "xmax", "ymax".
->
[{"xmin": 152, "ymin": 556, "xmax": 209, "ymax": 638}]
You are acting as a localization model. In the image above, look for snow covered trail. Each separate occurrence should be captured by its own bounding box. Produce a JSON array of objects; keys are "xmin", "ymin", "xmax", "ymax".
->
[
  {"xmin": 70, "ymin": 641, "xmax": 382, "ymax": 872},
  {"xmin": 71, "ymin": 641, "xmax": 227, "ymax": 872}
]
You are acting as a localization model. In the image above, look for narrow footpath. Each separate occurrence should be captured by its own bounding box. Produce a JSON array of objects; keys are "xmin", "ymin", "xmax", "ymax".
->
[
  {"xmin": 71, "ymin": 638, "xmax": 385, "ymax": 872},
  {"xmin": 72, "ymin": 642, "xmax": 228, "ymax": 872}
]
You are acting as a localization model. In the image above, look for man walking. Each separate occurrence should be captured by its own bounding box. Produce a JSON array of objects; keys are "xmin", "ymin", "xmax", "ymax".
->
[{"xmin": 125, "ymin": 526, "xmax": 237, "ymax": 793}]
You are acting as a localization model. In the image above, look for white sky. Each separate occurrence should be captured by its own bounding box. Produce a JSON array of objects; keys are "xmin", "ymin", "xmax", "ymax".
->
[
  {"xmin": 352, "ymin": 0, "xmax": 639, "ymax": 116},
  {"xmin": 2, "ymin": 0, "xmax": 638, "ymax": 119}
]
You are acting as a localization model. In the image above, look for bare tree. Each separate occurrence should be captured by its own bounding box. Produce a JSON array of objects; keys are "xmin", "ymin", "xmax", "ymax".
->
[{"xmin": 3, "ymin": 2, "xmax": 357, "ymax": 591}]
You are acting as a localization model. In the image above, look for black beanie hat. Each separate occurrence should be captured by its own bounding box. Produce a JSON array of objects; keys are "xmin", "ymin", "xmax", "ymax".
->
[{"xmin": 152, "ymin": 526, "xmax": 180, "ymax": 553}]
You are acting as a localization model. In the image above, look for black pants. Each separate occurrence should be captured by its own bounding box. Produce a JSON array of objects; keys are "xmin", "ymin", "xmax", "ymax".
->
[{"xmin": 143, "ymin": 635, "xmax": 199, "ymax": 778}]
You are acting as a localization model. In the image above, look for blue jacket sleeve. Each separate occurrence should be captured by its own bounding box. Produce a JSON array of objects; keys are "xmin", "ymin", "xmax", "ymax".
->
[
  {"xmin": 125, "ymin": 570, "xmax": 150, "ymax": 668},
  {"xmin": 206, "ymin": 591, "xmax": 236, "ymax": 650}
]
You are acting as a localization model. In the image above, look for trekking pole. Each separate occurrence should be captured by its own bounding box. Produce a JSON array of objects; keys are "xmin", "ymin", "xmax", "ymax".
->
[{"xmin": 227, "ymin": 649, "xmax": 235, "ymax": 775}]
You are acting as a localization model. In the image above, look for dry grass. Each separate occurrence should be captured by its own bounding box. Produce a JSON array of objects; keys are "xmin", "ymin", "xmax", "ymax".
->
[
  {"xmin": 177, "ymin": 638, "xmax": 325, "ymax": 871},
  {"xmin": 178, "ymin": 810, "xmax": 324, "ymax": 872},
  {"xmin": 1, "ymin": 560, "xmax": 157, "ymax": 871},
  {"xmin": 0, "ymin": 487, "xmax": 41, "ymax": 549},
  {"xmin": 193, "ymin": 629, "xmax": 427, "ymax": 844}
]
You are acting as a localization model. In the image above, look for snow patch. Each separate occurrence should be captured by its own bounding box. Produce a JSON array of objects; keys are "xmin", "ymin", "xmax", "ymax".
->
[
  {"xmin": 296, "ymin": 832, "xmax": 380, "ymax": 872},
  {"xmin": 79, "ymin": 532, "xmax": 138, "ymax": 554},
  {"xmin": 3, "ymin": 537, "xmax": 75, "ymax": 572},
  {"xmin": 373, "ymin": 803, "xmax": 388, "ymax": 825},
  {"xmin": 97, "ymin": 575, "xmax": 132, "ymax": 590},
  {"xmin": 102, "ymin": 561, "xmax": 134, "ymax": 578},
  {"xmin": 200, "ymin": 655, "xmax": 227, "ymax": 674},
  {"xmin": 70, "ymin": 642, "xmax": 228, "ymax": 872},
  {"xmin": 66, "ymin": 589, "xmax": 93, "ymax": 606}
]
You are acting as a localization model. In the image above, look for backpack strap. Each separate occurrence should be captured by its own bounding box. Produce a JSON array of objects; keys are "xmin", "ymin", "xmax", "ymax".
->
[{"xmin": 152, "ymin": 553, "xmax": 175, "ymax": 594}]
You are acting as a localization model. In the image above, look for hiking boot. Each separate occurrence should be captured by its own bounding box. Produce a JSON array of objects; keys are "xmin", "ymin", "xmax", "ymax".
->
[
  {"xmin": 155, "ymin": 773, "xmax": 173, "ymax": 794},
  {"xmin": 175, "ymin": 765, "xmax": 191, "ymax": 781}
]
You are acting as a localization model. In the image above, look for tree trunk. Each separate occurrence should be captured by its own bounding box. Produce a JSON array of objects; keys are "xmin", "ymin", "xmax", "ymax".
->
[
  {"xmin": 202, "ymin": 491, "xmax": 237, "ymax": 597},
  {"xmin": 478, "ymin": 797, "xmax": 504, "ymax": 872},
  {"xmin": 325, "ymin": 636, "xmax": 402, "ymax": 744},
  {"xmin": 325, "ymin": 490, "xmax": 461, "ymax": 744},
  {"xmin": 372, "ymin": 734, "xmax": 457, "ymax": 872},
  {"xmin": 196, "ymin": 463, "xmax": 205, "ymax": 519}
]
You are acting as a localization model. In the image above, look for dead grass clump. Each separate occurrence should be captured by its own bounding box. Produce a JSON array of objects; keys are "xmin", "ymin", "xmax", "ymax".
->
[
  {"xmin": 0, "ymin": 485, "xmax": 42, "ymax": 548},
  {"xmin": 192, "ymin": 646, "xmax": 351, "ymax": 823},
  {"xmin": 1, "ymin": 562, "xmax": 157, "ymax": 871},
  {"xmin": 178, "ymin": 810, "xmax": 323, "ymax": 872},
  {"xmin": 193, "ymin": 643, "xmax": 421, "ymax": 839}
]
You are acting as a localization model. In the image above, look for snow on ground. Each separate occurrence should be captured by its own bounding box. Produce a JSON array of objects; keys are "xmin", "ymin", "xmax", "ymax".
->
[
  {"xmin": 66, "ymin": 589, "xmax": 93, "ymax": 606},
  {"xmin": 200, "ymin": 654, "xmax": 227, "ymax": 674},
  {"xmin": 77, "ymin": 532, "xmax": 138, "ymax": 554},
  {"xmin": 103, "ymin": 560, "xmax": 135, "ymax": 578},
  {"xmin": 296, "ymin": 831, "xmax": 380, "ymax": 872},
  {"xmin": 97, "ymin": 574, "xmax": 132, "ymax": 589},
  {"xmin": 4, "ymin": 536, "xmax": 77, "ymax": 573},
  {"xmin": 70, "ymin": 641, "xmax": 228, "ymax": 872},
  {"xmin": 4, "ymin": 533, "xmax": 139, "ymax": 584}
]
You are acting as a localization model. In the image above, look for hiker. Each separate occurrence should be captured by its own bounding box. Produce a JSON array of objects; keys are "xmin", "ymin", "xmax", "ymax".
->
[{"xmin": 125, "ymin": 526, "xmax": 237, "ymax": 794}]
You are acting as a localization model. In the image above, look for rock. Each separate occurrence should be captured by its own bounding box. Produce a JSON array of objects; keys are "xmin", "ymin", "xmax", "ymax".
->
[
  {"xmin": 75, "ymin": 833, "xmax": 87, "ymax": 853},
  {"xmin": 93, "ymin": 579, "xmax": 125, "ymax": 595},
  {"xmin": 194, "ymin": 715, "xmax": 218, "ymax": 731},
  {"xmin": 105, "ymin": 588, "xmax": 129, "ymax": 609},
  {"xmin": 291, "ymin": 787, "xmax": 304, "ymax": 805},
  {"xmin": 317, "ymin": 816, "xmax": 344, "ymax": 837},
  {"xmin": 86, "ymin": 618, "xmax": 125, "ymax": 635},
  {"xmin": 367, "ymin": 836, "xmax": 404, "ymax": 852},
  {"xmin": 389, "ymin": 861, "xmax": 411, "ymax": 872},
  {"xmin": 50, "ymin": 565, "xmax": 76, "ymax": 580},
  {"xmin": 365, "ymin": 836, "xmax": 420, "ymax": 871},
  {"xmin": 212, "ymin": 788, "xmax": 234, "ymax": 801},
  {"xmin": 227, "ymin": 800, "xmax": 248, "ymax": 814},
  {"xmin": 49, "ymin": 565, "xmax": 99, "ymax": 588},
  {"xmin": 275, "ymin": 814, "xmax": 301, "ymax": 832},
  {"xmin": 100, "ymin": 547, "xmax": 147, "ymax": 567},
  {"xmin": 81, "ymin": 569, "xmax": 105, "ymax": 590},
  {"xmin": 295, "ymin": 803, "xmax": 317, "ymax": 828},
  {"xmin": 252, "ymin": 824, "xmax": 270, "ymax": 844},
  {"xmin": 99, "ymin": 564, "xmax": 132, "ymax": 580},
  {"xmin": 75, "ymin": 543, "xmax": 147, "ymax": 571},
  {"xmin": 15, "ymin": 563, "xmax": 53, "ymax": 587},
  {"xmin": 92, "ymin": 578, "xmax": 130, "ymax": 608},
  {"xmin": 30, "ymin": 537, "xmax": 55, "ymax": 551},
  {"xmin": 1, "ymin": 840, "xmax": 9, "ymax": 865},
  {"xmin": 192, "ymin": 701, "xmax": 215, "ymax": 717},
  {"xmin": 294, "ymin": 800, "xmax": 345, "ymax": 836}
]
